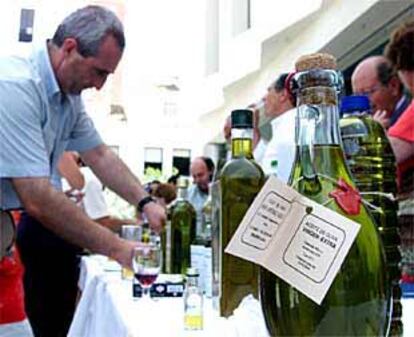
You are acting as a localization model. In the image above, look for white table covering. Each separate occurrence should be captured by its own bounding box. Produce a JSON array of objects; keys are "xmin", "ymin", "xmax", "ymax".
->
[
  {"xmin": 68, "ymin": 256, "xmax": 269, "ymax": 337},
  {"xmin": 68, "ymin": 255, "xmax": 414, "ymax": 337}
]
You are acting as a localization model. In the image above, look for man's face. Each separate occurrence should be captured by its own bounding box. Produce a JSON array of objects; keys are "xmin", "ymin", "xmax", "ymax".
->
[
  {"xmin": 264, "ymin": 87, "xmax": 284, "ymax": 118},
  {"xmin": 352, "ymin": 69, "xmax": 397, "ymax": 115},
  {"xmin": 191, "ymin": 160, "xmax": 210, "ymax": 193},
  {"xmin": 57, "ymin": 35, "xmax": 122, "ymax": 95}
]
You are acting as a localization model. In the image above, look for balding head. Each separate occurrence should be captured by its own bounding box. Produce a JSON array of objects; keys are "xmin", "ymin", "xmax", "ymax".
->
[
  {"xmin": 352, "ymin": 56, "xmax": 402, "ymax": 116},
  {"xmin": 190, "ymin": 157, "xmax": 214, "ymax": 193}
]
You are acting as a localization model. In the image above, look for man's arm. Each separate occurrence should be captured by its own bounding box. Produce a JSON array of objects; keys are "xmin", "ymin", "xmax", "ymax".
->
[
  {"xmin": 12, "ymin": 177, "xmax": 135, "ymax": 267},
  {"xmin": 389, "ymin": 136, "xmax": 414, "ymax": 163},
  {"xmin": 80, "ymin": 144, "xmax": 165, "ymax": 232}
]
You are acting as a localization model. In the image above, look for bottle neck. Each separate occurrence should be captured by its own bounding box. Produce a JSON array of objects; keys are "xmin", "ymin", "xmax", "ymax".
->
[
  {"xmin": 187, "ymin": 275, "xmax": 199, "ymax": 288},
  {"xmin": 231, "ymin": 128, "xmax": 253, "ymax": 159},
  {"xmin": 294, "ymin": 86, "xmax": 345, "ymax": 180},
  {"xmin": 296, "ymin": 87, "xmax": 342, "ymax": 147},
  {"xmin": 177, "ymin": 186, "xmax": 188, "ymax": 200}
]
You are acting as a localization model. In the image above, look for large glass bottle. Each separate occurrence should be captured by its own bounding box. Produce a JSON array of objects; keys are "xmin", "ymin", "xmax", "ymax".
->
[
  {"xmin": 165, "ymin": 177, "xmax": 196, "ymax": 275},
  {"xmin": 340, "ymin": 95, "xmax": 402, "ymax": 336},
  {"xmin": 219, "ymin": 109, "xmax": 265, "ymax": 317},
  {"xmin": 259, "ymin": 54, "xmax": 391, "ymax": 336}
]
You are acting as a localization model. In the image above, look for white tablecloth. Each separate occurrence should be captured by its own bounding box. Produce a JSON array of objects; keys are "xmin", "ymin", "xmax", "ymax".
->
[
  {"xmin": 68, "ymin": 256, "xmax": 269, "ymax": 337},
  {"xmin": 68, "ymin": 255, "xmax": 414, "ymax": 337}
]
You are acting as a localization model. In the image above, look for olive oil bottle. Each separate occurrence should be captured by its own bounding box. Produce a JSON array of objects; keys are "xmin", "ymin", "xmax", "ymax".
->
[
  {"xmin": 259, "ymin": 54, "xmax": 391, "ymax": 336},
  {"xmin": 165, "ymin": 177, "xmax": 196, "ymax": 275},
  {"xmin": 340, "ymin": 95, "xmax": 402, "ymax": 336},
  {"xmin": 219, "ymin": 109, "xmax": 265, "ymax": 317}
]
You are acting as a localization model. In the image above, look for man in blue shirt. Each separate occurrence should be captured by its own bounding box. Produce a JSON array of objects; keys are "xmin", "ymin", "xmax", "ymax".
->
[{"xmin": 0, "ymin": 6, "xmax": 165, "ymax": 337}]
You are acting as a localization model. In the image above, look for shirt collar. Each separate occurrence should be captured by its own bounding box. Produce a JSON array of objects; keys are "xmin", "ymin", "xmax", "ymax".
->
[{"xmin": 30, "ymin": 40, "xmax": 62, "ymax": 100}]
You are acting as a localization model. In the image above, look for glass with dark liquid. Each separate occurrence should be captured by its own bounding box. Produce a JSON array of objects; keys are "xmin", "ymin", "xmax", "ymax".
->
[{"xmin": 132, "ymin": 243, "xmax": 161, "ymax": 300}]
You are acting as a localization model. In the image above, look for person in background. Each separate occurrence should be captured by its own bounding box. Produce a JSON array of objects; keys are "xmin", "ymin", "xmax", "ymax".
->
[
  {"xmin": 188, "ymin": 157, "xmax": 215, "ymax": 235},
  {"xmin": 384, "ymin": 19, "xmax": 414, "ymax": 286},
  {"xmin": 351, "ymin": 55, "xmax": 411, "ymax": 129},
  {"xmin": 153, "ymin": 183, "xmax": 177, "ymax": 208},
  {"xmin": 58, "ymin": 151, "xmax": 136, "ymax": 232},
  {"xmin": 0, "ymin": 6, "xmax": 165, "ymax": 337},
  {"xmin": 259, "ymin": 73, "xmax": 296, "ymax": 182}
]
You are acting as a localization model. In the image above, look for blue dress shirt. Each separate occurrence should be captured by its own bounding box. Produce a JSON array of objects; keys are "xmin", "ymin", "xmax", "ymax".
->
[{"xmin": 0, "ymin": 41, "xmax": 102, "ymax": 209}]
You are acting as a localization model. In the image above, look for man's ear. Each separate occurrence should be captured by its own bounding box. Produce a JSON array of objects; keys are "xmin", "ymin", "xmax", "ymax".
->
[{"xmin": 61, "ymin": 38, "xmax": 78, "ymax": 57}]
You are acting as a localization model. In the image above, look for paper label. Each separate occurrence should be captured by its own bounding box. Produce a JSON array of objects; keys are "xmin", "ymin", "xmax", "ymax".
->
[{"xmin": 225, "ymin": 176, "xmax": 360, "ymax": 305}]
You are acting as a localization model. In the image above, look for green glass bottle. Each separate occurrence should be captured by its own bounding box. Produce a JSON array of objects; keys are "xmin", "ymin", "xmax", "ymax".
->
[
  {"xmin": 165, "ymin": 177, "xmax": 196, "ymax": 275},
  {"xmin": 259, "ymin": 54, "xmax": 391, "ymax": 336},
  {"xmin": 339, "ymin": 95, "xmax": 402, "ymax": 337},
  {"xmin": 219, "ymin": 109, "xmax": 265, "ymax": 317}
]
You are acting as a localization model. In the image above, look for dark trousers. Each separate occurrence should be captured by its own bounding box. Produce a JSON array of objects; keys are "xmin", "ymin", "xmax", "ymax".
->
[{"xmin": 16, "ymin": 213, "xmax": 81, "ymax": 337}]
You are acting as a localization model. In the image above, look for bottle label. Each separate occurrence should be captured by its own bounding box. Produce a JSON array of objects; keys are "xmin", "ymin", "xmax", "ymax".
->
[{"xmin": 225, "ymin": 176, "xmax": 360, "ymax": 305}]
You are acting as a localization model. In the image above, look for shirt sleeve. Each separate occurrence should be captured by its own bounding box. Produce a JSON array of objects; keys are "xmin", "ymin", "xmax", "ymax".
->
[
  {"xmin": 0, "ymin": 79, "xmax": 50, "ymax": 178},
  {"xmin": 388, "ymin": 101, "xmax": 414, "ymax": 142},
  {"xmin": 66, "ymin": 98, "xmax": 103, "ymax": 152}
]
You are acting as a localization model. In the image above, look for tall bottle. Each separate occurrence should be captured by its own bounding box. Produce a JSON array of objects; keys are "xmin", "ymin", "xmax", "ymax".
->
[
  {"xmin": 340, "ymin": 95, "xmax": 402, "ymax": 336},
  {"xmin": 259, "ymin": 53, "xmax": 391, "ymax": 336},
  {"xmin": 165, "ymin": 177, "xmax": 196, "ymax": 274},
  {"xmin": 219, "ymin": 109, "xmax": 265, "ymax": 317}
]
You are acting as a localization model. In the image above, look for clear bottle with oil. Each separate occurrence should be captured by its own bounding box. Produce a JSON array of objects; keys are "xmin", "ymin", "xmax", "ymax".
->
[
  {"xmin": 184, "ymin": 267, "xmax": 203, "ymax": 330},
  {"xmin": 259, "ymin": 54, "xmax": 391, "ymax": 336}
]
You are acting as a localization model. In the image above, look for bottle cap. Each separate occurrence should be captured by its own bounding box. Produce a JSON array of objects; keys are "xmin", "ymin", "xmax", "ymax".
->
[
  {"xmin": 186, "ymin": 267, "xmax": 199, "ymax": 277},
  {"xmin": 340, "ymin": 95, "xmax": 370, "ymax": 114},
  {"xmin": 231, "ymin": 109, "xmax": 253, "ymax": 129}
]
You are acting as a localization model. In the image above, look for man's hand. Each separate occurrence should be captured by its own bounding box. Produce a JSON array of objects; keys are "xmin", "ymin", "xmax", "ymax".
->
[
  {"xmin": 142, "ymin": 202, "xmax": 166, "ymax": 234},
  {"xmin": 373, "ymin": 110, "xmax": 391, "ymax": 129}
]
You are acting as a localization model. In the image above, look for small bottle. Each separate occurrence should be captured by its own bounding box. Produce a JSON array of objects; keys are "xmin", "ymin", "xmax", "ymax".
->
[{"xmin": 184, "ymin": 267, "xmax": 203, "ymax": 330}]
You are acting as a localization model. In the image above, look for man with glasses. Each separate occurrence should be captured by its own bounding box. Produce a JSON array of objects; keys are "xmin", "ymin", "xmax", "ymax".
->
[
  {"xmin": 0, "ymin": 6, "xmax": 165, "ymax": 337},
  {"xmin": 351, "ymin": 55, "xmax": 410, "ymax": 128}
]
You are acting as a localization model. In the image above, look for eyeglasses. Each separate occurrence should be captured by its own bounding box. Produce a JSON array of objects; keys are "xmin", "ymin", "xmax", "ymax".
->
[{"xmin": 355, "ymin": 84, "xmax": 384, "ymax": 97}]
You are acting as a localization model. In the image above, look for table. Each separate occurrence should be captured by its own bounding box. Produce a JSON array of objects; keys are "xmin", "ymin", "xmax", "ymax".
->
[
  {"xmin": 68, "ymin": 256, "xmax": 269, "ymax": 337},
  {"xmin": 68, "ymin": 255, "xmax": 414, "ymax": 337}
]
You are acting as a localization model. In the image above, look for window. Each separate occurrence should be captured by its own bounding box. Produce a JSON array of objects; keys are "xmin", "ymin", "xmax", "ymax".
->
[
  {"xmin": 232, "ymin": 0, "xmax": 250, "ymax": 36},
  {"xmin": 19, "ymin": 9, "xmax": 35, "ymax": 43},
  {"xmin": 173, "ymin": 149, "xmax": 191, "ymax": 176},
  {"xmin": 144, "ymin": 147, "xmax": 163, "ymax": 172}
]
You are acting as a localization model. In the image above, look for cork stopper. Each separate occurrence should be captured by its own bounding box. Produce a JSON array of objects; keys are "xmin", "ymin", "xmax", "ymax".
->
[{"xmin": 295, "ymin": 53, "xmax": 337, "ymax": 72}]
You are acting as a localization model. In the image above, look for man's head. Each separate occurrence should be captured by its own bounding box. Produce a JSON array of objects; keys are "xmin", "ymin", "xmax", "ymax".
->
[
  {"xmin": 385, "ymin": 20, "xmax": 414, "ymax": 95},
  {"xmin": 264, "ymin": 73, "xmax": 295, "ymax": 119},
  {"xmin": 50, "ymin": 6, "xmax": 125, "ymax": 95},
  {"xmin": 351, "ymin": 56, "xmax": 403, "ymax": 116},
  {"xmin": 190, "ymin": 157, "xmax": 215, "ymax": 193}
]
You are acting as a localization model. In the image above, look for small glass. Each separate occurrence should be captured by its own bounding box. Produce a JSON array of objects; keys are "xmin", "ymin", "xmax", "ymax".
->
[
  {"xmin": 132, "ymin": 243, "xmax": 161, "ymax": 300},
  {"xmin": 121, "ymin": 225, "xmax": 141, "ymax": 279}
]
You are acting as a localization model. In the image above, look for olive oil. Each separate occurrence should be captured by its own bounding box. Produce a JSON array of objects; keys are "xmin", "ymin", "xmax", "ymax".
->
[
  {"xmin": 165, "ymin": 178, "xmax": 196, "ymax": 275},
  {"xmin": 340, "ymin": 95, "xmax": 401, "ymax": 336},
  {"xmin": 259, "ymin": 57, "xmax": 391, "ymax": 336},
  {"xmin": 219, "ymin": 109, "xmax": 265, "ymax": 317}
]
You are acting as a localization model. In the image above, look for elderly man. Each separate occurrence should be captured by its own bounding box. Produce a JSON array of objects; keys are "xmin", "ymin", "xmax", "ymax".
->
[
  {"xmin": 351, "ymin": 55, "xmax": 410, "ymax": 128},
  {"xmin": 0, "ymin": 6, "xmax": 165, "ymax": 337}
]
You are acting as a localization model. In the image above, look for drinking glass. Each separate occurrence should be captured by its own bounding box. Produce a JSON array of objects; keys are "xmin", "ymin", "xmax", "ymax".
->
[
  {"xmin": 132, "ymin": 243, "xmax": 161, "ymax": 300},
  {"xmin": 121, "ymin": 225, "xmax": 142, "ymax": 280}
]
